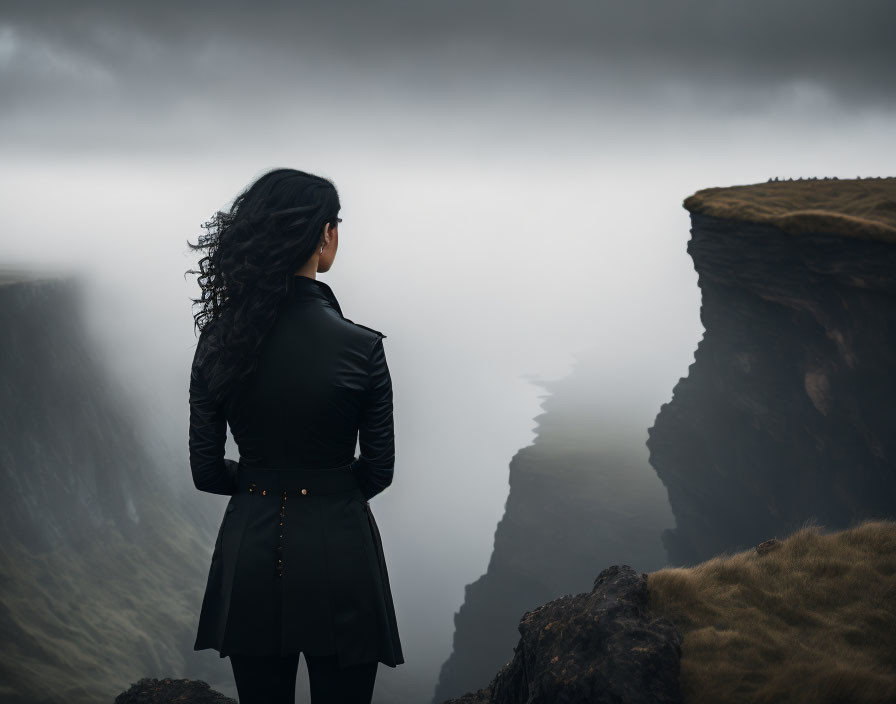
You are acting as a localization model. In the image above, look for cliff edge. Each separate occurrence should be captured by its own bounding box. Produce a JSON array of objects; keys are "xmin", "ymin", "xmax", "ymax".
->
[{"xmin": 647, "ymin": 177, "xmax": 896, "ymax": 566}]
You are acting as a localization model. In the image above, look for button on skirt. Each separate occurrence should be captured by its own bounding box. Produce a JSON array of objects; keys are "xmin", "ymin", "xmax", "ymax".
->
[{"xmin": 192, "ymin": 461, "xmax": 404, "ymax": 669}]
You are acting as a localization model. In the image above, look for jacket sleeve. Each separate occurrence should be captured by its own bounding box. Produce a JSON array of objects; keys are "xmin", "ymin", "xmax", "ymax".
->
[
  {"xmin": 189, "ymin": 354, "xmax": 239, "ymax": 496},
  {"xmin": 351, "ymin": 335, "xmax": 395, "ymax": 501}
]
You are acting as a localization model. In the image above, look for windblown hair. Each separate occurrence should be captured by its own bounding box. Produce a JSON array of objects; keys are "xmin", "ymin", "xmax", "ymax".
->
[{"xmin": 185, "ymin": 167, "xmax": 341, "ymax": 412}]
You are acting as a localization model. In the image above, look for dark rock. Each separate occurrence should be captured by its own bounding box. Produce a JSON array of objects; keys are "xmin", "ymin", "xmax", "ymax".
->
[
  {"xmin": 442, "ymin": 565, "xmax": 683, "ymax": 704},
  {"xmin": 115, "ymin": 677, "xmax": 236, "ymax": 704},
  {"xmin": 647, "ymin": 206, "xmax": 896, "ymax": 567},
  {"xmin": 755, "ymin": 538, "xmax": 782, "ymax": 556}
]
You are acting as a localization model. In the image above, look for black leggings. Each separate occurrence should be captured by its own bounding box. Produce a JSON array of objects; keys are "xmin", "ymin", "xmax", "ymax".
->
[{"xmin": 229, "ymin": 652, "xmax": 378, "ymax": 704}]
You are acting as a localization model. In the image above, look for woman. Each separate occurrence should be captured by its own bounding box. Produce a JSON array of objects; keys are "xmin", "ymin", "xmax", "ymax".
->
[{"xmin": 185, "ymin": 168, "xmax": 404, "ymax": 704}]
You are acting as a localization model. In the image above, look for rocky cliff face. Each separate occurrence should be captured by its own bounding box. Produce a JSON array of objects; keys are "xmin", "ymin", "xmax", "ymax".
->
[
  {"xmin": 0, "ymin": 270, "xmax": 232, "ymax": 703},
  {"xmin": 433, "ymin": 177, "xmax": 896, "ymax": 702},
  {"xmin": 0, "ymin": 273, "xmax": 152, "ymax": 550},
  {"xmin": 647, "ymin": 178, "xmax": 896, "ymax": 567},
  {"xmin": 431, "ymin": 351, "xmax": 675, "ymax": 703}
]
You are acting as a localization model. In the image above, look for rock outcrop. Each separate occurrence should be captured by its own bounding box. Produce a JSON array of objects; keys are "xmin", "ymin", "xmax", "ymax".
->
[
  {"xmin": 647, "ymin": 177, "xmax": 896, "ymax": 566},
  {"xmin": 115, "ymin": 678, "xmax": 236, "ymax": 704},
  {"xmin": 442, "ymin": 565, "xmax": 683, "ymax": 704}
]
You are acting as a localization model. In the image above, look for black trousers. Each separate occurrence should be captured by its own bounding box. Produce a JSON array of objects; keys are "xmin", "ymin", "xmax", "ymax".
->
[{"xmin": 229, "ymin": 652, "xmax": 378, "ymax": 704}]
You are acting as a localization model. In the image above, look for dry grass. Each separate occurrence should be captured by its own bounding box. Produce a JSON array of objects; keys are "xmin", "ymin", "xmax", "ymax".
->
[
  {"xmin": 647, "ymin": 518, "xmax": 896, "ymax": 704},
  {"xmin": 683, "ymin": 177, "xmax": 896, "ymax": 242}
]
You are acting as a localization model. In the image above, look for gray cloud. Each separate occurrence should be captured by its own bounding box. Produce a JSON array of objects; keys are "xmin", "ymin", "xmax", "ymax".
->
[
  {"xmin": 4, "ymin": 1, "xmax": 893, "ymax": 94},
  {"xmin": 1, "ymin": 0, "xmax": 894, "ymax": 155}
]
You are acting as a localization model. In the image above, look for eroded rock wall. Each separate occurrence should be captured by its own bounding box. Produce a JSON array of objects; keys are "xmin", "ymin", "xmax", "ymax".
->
[{"xmin": 647, "ymin": 210, "xmax": 896, "ymax": 567}]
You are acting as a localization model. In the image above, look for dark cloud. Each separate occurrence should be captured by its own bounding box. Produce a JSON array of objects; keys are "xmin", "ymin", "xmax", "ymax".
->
[{"xmin": 1, "ymin": 0, "xmax": 893, "ymax": 154}]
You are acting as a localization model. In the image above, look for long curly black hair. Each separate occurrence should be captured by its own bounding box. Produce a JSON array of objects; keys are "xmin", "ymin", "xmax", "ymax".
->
[{"xmin": 185, "ymin": 167, "xmax": 341, "ymax": 413}]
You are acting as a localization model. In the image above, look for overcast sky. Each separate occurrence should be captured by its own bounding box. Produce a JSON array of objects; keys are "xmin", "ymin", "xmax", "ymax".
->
[
  {"xmin": 2, "ymin": 1, "xmax": 895, "ymax": 699},
  {"xmin": 2, "ymin": 0, "xmax": 895, "ymax": 156}
]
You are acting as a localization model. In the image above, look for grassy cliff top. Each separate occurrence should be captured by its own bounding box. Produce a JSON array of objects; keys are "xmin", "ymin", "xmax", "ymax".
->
[
  {"xmin": 648, "ymin": 518, "xmax": 896, "ymax": 704},
  {"xmin": 683, "ymin": 177, "xmax": 896, "ymax": 243}
]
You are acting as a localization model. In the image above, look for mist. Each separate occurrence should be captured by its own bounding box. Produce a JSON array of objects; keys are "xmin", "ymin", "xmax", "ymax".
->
[{"xmin": 2, "ymin": 0, "xmax": 894, "ymax": 699}]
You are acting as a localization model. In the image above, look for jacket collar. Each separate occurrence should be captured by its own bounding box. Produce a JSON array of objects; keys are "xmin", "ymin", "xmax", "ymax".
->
[{"xmin": 288, "ymin": 275, "xmax": 343, "ymax": 316}]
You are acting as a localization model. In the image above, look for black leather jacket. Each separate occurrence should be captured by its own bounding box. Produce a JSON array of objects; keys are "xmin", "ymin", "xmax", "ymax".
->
[{"xmin": 189, "ymin": 275, "xmax": 394, "ymax": 501}]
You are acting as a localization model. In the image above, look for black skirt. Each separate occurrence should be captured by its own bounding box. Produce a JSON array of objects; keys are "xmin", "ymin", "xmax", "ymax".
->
[{"xmin": 193, "ymin": 461, "xmax": 404, "ymax": 669}]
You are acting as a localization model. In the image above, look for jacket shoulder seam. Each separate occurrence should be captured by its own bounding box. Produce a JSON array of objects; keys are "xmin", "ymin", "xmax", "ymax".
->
[{"xmin": 341, "ymin": 317, "xmax": 387, "ymax": 341}]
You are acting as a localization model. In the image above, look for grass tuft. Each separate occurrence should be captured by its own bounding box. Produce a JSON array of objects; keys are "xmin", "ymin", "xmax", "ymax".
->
[{"xmin": 648, "ymin": 518, "xmax": 896, "ymax": 704}]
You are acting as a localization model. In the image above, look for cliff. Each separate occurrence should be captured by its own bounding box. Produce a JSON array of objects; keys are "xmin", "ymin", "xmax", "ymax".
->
[
  {"xmin": 433, "ymin": 176, "xmax": 896, "ymax": 702},
  {"xmin": 431, "ymin": 350, "xmax": 675, "ymax": 702},
  {"xmin": 0, "ymin": 270, "xmax": 233, "ymax": 702},
  {"xmin": 647, "ymin": 177, "xmax": 896, "ymax": 566}
]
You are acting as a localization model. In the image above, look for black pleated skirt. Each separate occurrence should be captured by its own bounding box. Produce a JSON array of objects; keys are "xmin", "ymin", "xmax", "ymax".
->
[{"xmin": 193, "ymin": 461, "xmax": 404, "ymax": 669}]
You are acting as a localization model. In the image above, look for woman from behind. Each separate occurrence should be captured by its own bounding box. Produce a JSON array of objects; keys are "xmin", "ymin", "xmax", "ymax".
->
[{"xmin": 185, "ymin": 168, "xmax": 404, "ymax": 704}]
